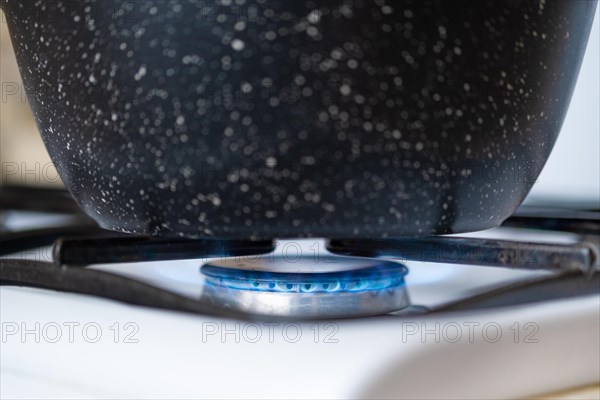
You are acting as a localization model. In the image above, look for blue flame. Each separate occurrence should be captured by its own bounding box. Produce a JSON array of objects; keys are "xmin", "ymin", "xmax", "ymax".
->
[{"xmin": 201, "ymin": 261, "xmax": 408, "ymax": 293}]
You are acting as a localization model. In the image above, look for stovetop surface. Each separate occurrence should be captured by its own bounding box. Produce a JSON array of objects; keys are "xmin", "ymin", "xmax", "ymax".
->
[{"xmin": 1, "ymin": 198, "xmax": 599, "ymax": 399}]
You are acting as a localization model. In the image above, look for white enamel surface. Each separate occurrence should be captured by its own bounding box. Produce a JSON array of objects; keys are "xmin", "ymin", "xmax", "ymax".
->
[
  {"xmin": 1, "ymin": 287, "xmax": 598, "ymax": 399},
  {"xmin": 1, "ymin": 236, "xmax": 598, "ymax": 399}
]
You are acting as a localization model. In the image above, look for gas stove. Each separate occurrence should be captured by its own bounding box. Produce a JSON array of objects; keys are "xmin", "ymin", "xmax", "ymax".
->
[
  {"xmin": 2, "ymin": 185, "xmax": 598, "ymax": 320},
  {"xmin": 1, "ymin": 185, "xmax": 599, "ymax": 398}
]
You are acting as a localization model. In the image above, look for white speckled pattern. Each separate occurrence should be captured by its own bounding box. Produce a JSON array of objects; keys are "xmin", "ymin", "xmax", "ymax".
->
[{"xmin": 0, "ymin": 0, "xmax": 596, "ymax": 238}]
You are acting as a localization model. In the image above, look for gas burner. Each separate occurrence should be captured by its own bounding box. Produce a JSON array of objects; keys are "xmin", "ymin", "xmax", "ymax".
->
[
  {"xmin": 0, "ymin": 186, "xmax": 598, "ymax": 320},
  {"xmin": 199, "ymin": 256, "xmax": 409, "ymax": 318}
]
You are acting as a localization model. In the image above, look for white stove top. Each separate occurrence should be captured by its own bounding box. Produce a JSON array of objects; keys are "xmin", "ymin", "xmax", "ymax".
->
[{"xmin": 1, "ymin": 234, "xmax": 598, "ymax": 399}]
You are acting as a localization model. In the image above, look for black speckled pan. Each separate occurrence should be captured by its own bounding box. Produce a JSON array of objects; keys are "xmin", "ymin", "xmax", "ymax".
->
[{"xmin": 1, "ymin": 0, "xmax": 596, "ymax": 239}]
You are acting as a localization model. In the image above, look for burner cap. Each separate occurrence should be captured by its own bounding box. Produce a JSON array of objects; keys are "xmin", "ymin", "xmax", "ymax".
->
[{"xmin": 200, "ymin": 256, "xmax": 410, "ymax": 319}]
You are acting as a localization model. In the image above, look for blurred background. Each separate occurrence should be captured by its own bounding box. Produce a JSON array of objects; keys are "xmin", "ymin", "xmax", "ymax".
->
[
  {"xmin": 1, "ymin": 8, "xmax": 599, "ymax": 207},
  {"xmin": 1, "ymin": 10, "xmax": 62, "ymax": 188}
]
